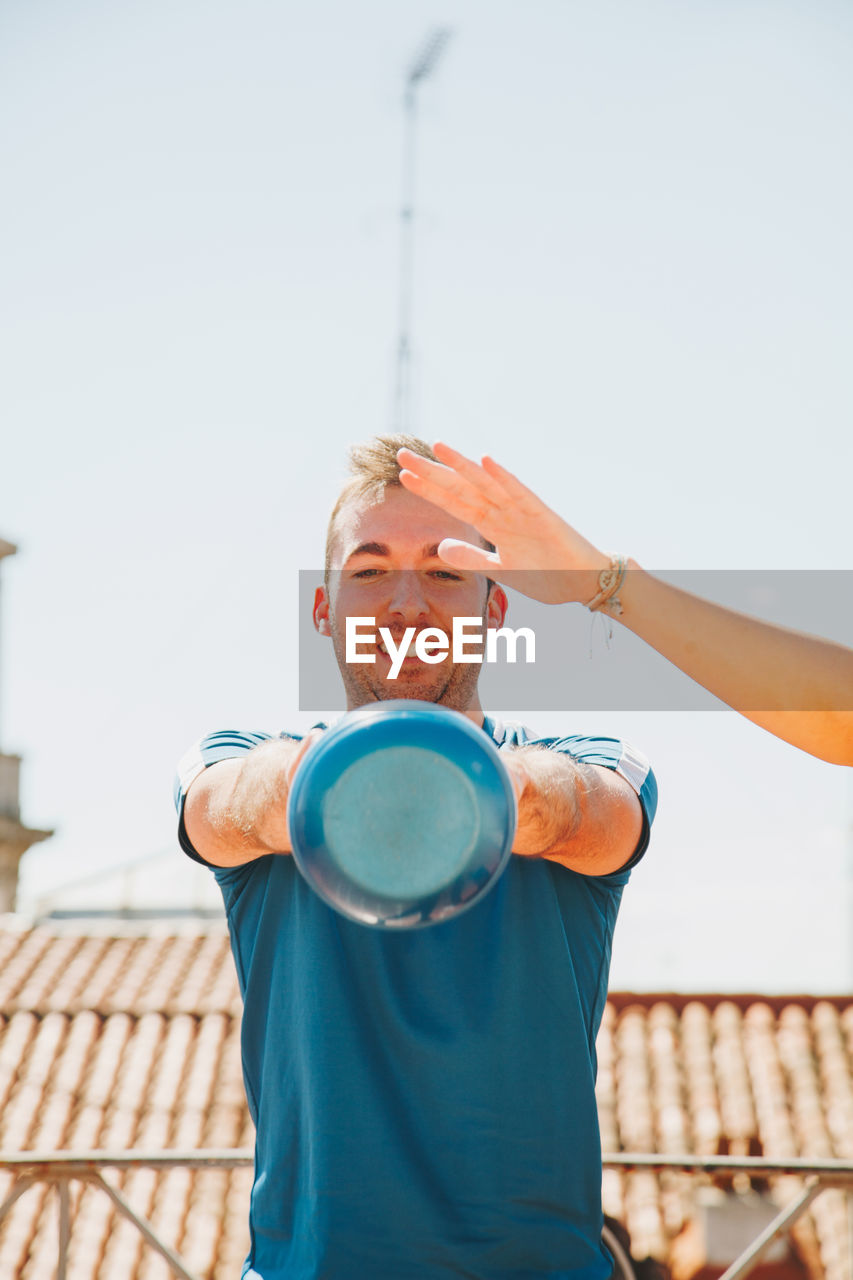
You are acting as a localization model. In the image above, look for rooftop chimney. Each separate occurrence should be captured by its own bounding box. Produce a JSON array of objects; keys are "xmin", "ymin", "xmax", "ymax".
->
[{"xmin": 0, "ymin": 538, "xmax": 53, "ymax": 912}]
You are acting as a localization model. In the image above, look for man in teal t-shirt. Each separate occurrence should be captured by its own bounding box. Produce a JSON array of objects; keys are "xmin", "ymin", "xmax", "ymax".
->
[{"xmin": 175, "ymin": 437, "xmax": 657, "ymax": 1279}]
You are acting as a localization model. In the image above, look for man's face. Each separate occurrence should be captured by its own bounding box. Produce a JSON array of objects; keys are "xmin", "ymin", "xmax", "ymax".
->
[{"xmin": 314, "ymin": 486, "xmax": 507, "ymax": 718}]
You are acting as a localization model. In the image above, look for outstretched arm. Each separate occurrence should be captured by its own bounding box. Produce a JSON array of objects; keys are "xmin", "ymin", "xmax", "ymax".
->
[
  {"xmin": 398, "ymin": 442, "xmax": 853, "ymax": 766},
  {"xmin": 504, "ymin": 748, "xmax": 644, "ymax": 876},
  {"xmin": 183, "ymin": 729, "xmax": 642, "ymax": 877},
  {"xmin": 183, "ymin": 732, "xmax": 321, "ymax": 867}
]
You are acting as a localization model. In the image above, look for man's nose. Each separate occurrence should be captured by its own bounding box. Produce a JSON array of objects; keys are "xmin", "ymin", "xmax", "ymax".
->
[{"xmin": 387, "ymin": 571, "xmax": 430, "ymax": 621}]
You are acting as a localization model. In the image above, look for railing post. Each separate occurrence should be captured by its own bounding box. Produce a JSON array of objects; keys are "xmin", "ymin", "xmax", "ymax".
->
[
  {"xmin": 57, "ymin": 1179, "xmax": 70, "ymax": 1280},
  {"xmin": 717, "ymin": 1178, "xmax": 824, "ymax": 1280},
  {"xmin": 88, "ymin": 1172, "xmax": 204, "ymax": 1280},
  {"xmin": 0, "ymin": 1174, "xmax": 37, "ymax": 1224}
]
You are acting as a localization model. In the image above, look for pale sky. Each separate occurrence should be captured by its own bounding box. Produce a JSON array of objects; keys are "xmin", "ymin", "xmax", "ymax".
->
[{"xmin": 1, "ymin": 0, "xmax": 851, "ymax": 991}]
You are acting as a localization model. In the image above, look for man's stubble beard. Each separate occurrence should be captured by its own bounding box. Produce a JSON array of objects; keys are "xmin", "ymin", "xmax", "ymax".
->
[{"xmin": 329, "ymin": 620, "xmax": 486, "ymax": 713}]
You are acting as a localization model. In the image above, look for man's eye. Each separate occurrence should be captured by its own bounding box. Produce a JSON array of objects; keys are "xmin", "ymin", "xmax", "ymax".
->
[
  {"xmin": 429, "ymin": 570, "xmax": 463, "ymax": 581},
  {"xmin": 352, "ymin": 568, "xmax": 383, "ymax": 579}
]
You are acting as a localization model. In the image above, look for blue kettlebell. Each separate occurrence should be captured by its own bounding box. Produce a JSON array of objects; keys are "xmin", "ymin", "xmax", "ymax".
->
[{"xmin": 287, "ymin": 701, "xmax": 517, "ymax": 928}]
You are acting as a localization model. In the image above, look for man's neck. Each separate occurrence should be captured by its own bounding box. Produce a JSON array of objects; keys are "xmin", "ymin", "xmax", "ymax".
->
[{"xmin": 343, "ymin": 694, "xmax": 487, "ymax": 728}]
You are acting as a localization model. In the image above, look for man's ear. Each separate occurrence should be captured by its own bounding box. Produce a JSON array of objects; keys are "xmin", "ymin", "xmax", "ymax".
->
[
  {"xmin": 486, "ymin": 583, "xmax": 508, "ymax": 629},
  {"xmin": 313, "ymin": 585, "xmax": 331, "ymax": 637}
]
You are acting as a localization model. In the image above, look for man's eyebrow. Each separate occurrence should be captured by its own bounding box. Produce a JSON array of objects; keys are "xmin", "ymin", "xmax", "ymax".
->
[
  {"xmin": 346, "ymin": 542, "xmax": 390, "ymax": 560},
  {"xmin": 344, "ymin": 542, "xmax": 446, "ymax": 561}
]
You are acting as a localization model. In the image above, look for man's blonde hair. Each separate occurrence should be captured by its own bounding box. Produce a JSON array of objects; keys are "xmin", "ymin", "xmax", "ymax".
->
[{"xmin": 324, "ymin": 435, "xmax": 437, "ymax": 579}]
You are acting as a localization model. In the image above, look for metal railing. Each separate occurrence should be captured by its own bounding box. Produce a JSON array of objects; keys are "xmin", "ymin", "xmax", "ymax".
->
[
  {"xmin": 0, "ymin": 1150, "xmax": 250, "ymax": 1280},
  {"xmin": 0, "ymin": 1150, "xmax": 850, "ymax": 1280},
  {"xmin": 603, "ymin": 1155, "xmax": 853, "ymax": 1280}
]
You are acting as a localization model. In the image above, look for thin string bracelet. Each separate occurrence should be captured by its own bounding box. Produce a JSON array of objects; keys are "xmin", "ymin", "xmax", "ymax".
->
[{"xmin": 585, "ymin": 554, "xmax": 627, "ymax": 653}]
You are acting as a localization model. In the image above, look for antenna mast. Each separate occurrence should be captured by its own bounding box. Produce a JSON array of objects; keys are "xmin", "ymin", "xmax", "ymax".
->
[{"xmin": 393, "ymin": 27, "xmax": 451, "ymax": 434}]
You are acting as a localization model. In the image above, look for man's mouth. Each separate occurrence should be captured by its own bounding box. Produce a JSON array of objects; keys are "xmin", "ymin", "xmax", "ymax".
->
[{"xmin": 377, "ymin": 636, "xmax": 421, "ymax": 660}]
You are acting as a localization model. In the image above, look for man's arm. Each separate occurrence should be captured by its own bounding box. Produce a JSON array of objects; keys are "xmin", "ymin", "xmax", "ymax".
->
[
  {"xmin": 183, "ymin": 734, "xmax": 319, "ymax": 868},
  {"xmin": 182, "ymin": 728, "xmax": 644, "ymax": 876},
  {"xmin": 397, "ymin": 442, "xmax": 853, "ymax": 766},
  {"xmin": 504, "ymin": 748, "xmax": 644, "ymax": 876}
]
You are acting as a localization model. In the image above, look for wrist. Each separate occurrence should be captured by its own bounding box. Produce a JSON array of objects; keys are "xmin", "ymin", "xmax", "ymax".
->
[{"xmin": 584, "ymin": 554, "xmax": 627, "ymax": 615}]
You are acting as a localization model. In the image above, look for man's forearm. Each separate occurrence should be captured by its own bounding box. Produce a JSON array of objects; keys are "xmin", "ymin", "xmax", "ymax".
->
[
  {"xmin": 506, "ymin": 747, "xmax": 642, "ymax": 877},
  {"xmin": 185, "ymin": 738, "xmax": 306, "ymax": 867},
  {"xmin": 225, "ymin": 740, "xmax": 299, "ymax": 852},
  {"xmin": 509, "ymin": 747, "xmax": 583, "ymax": 857}
]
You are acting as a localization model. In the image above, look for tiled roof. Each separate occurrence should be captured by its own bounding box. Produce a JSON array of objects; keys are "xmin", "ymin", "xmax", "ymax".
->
[
  {"xmin": 0, "ymin": 925, "xmax": 250, "ymax": 1279},
  {"xmin": 598, "ymin": 994, "xmax": 852, "ymax": 1279},
  {"xmin": 0, "ymin": 925, "xmax": 850, "ymax": 1279}
]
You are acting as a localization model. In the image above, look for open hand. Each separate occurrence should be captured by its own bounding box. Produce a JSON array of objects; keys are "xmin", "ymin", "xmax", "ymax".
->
[{"xmin": 397, "ymin": 441, "xmax": 609, "ymax": 605}]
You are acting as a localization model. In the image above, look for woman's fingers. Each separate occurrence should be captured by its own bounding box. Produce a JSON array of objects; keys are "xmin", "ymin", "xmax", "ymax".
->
[
  {"xmin": 431, "ymin": 441, "xmax": 508, "ymax": 503},
  {"xmin": 481, "ymin": 454, "xmax": 550, "ymax": 517},
  {"xmin": 436, "ymin": 538, "xmax": 500, "ymax": 572},
  {"xmin": 399, "ymin": 444, "xmax": 528, "ymax": 536}
]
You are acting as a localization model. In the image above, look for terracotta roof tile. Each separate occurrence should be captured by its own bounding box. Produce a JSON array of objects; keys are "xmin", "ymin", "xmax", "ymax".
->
[
  {"xmin": 0, "ymin": 1181, "xmax": 48, "ymax": 1278},
  {"xmin": 743, "ymin": 1001, "xmax": 799, "ymax": 1162},
  {"xmin": 681, "ymin": 1000, "xmax": 724, "ymax": 1155},
  {"xmin": 712, "ymin": 1002, "xmax": 759, "ymax": 1153},
  {"xmin": 0, "ymin": 1013, "xmax": 38, "ymax": 1121},
  {"xmin": 104, "ymin": 938, "xmax": 177, "ymax": 1015},
  {"xmin": 813, "ymin": 1003, "xmax": 853, "ymax": 1158},
  {"xmin": 615, "ymin": 1005, "xmax": 657, "ymax": 1151},
  {"xmin": 648, "ymin": 1003, "xmax": 690, "ymax": 1153},
  {"xmin": 178, "ymin": 934, "xmax": 235, "ymax": 1015},
  {"xmin": 0, "ymin": 928, "xmax": 850, "ymax": 1279},
  {"xmin": 0, "ymin": 928, "xmax": 54, "ymax": 1008},
  {"xmin": 44, "ymin": 936, "xmax": 118, "ymax": 1012}
]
